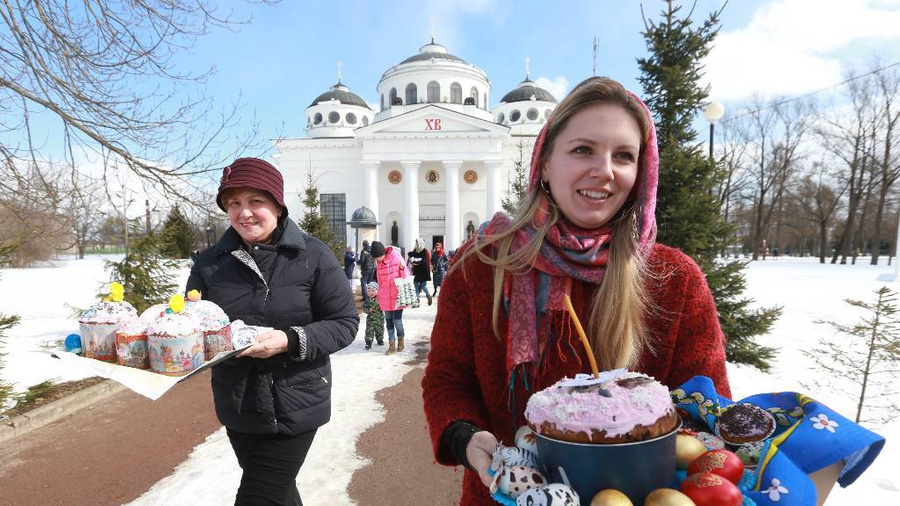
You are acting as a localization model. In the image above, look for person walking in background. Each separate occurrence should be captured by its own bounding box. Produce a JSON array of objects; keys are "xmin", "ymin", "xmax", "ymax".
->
[
  {"xmin": 371, "ymin": 240, "xmax": 407, "ymax": 355},
  {"xmin": 357, "ymin": 240, "xmax": 375, "ymax": 303},
  {"xmin": 343, "ymin": 246, "xmax": 356, "ymax": 287},
  {"xmin": 431, "ymin": 242, "xmax": 449, "ymax": 297},
  {"xmin": 407, "ymin": 238, "xmax": 432, "ymax": 306},
  {"xmin": 421, "ymin": 78, "xmax": 730, "ymax": 504},
  {"xmin": 362, "ymin": 281, "xmax": 385, "ymax": 350},
  {"xmin": 187, "ymin": 157, "xmax": 358, "ymax": 505}
]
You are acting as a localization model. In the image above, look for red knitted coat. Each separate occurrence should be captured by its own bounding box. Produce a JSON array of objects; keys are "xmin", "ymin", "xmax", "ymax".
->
[{"xmin": 421, "ymin": 243, "xmax": 731, "ymax": 505}]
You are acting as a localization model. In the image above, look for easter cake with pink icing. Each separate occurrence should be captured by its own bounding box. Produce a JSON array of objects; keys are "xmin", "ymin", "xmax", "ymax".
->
[
  {"xmin": 146, "ymin": 296, "xmax": 204, "ymax": 375},
  {"xmin": 524, "ymin": 369, "xmax": 678, "ymax": 444}
]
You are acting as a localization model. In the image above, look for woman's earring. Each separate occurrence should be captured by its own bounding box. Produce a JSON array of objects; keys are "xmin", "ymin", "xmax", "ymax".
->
[{"xmin": 540, "ymin": 179, "xmax": 552, "ymax": 197}]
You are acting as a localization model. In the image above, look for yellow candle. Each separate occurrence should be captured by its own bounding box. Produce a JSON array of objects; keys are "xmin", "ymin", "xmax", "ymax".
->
[{"xmin": 563, "ymin": 294, "xmax": 600, "ymax": 378}]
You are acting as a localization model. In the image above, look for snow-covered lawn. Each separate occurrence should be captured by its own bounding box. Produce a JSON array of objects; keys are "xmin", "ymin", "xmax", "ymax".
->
[{"xmin": 0, "ymin": 254, "xmax": 897, "ymax": 504}]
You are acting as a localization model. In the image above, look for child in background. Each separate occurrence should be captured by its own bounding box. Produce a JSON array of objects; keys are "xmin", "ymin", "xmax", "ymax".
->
[{"xmin": 363, "ymin": 282, "xmax": 385, "ymax": 350}]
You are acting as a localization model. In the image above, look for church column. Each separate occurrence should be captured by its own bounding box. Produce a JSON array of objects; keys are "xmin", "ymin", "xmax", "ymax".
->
[
  {"xmin": 443, "ymin": 160, "xmax": 462, "ymax": 250},
  {"xmin": 484, "ymin": 160, "xmax": 504, "ymax": 218},
  {"xmin": 400, "ymin": 160, "xmax": 421, "ymax": 249},
  {"xmin": 360, "ymin": 161, "xmax": 380, "ymax": 220}
]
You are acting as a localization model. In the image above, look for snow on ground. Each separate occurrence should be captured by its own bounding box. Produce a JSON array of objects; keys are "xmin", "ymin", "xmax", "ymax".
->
[{"xmin": 1, "ymin": 254, "xmax": 897, "ymax": 504}]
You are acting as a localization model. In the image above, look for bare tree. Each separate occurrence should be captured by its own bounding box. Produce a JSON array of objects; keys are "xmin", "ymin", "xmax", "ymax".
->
[
  {"xmin": 870, "ymin": 64, "xmax": 900, "ymax": 265},
  {"xmin": 0, "ymin": 0, "xmax": 273, "ymax": 202},
  {"xmin": 788, "ymin": 164, "xmax": 846, "ymax": 263},
  {"xmin": 818, "ymin": 76, "xmax": 876, "ymax": 265},
  {"xmin": 739, "ymin": 96, "xmax": 813, "ymax": 260}
]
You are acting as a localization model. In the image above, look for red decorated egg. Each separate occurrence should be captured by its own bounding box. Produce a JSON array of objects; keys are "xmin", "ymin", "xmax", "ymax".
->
[
  {"xmin": 679, "ymin": 472, "xmax": 742, "ymax": 506},
  {"xmin": 687, "ymin": 449, "xmax": 744, "ymax": 484}
]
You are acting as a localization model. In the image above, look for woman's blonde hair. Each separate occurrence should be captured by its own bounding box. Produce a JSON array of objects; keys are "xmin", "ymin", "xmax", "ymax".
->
[{"xmin": 453, "ymin": 77, "xmax": 653, "ymax": 371}]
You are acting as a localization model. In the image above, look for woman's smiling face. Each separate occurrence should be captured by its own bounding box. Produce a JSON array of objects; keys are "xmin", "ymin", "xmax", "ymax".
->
[
  {"xmin": 223, "ymin": 188, "xmax": 282, "ymax": 244},
  {"xmin": 541, "ymin": 103, "xmax": 641, "ymax": 230}
]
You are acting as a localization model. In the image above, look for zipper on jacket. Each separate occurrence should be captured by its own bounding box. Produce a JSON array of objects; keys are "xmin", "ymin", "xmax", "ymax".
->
[{"xmin": 271, "ymin": 375, "xmax": 278, "ymax": 428}]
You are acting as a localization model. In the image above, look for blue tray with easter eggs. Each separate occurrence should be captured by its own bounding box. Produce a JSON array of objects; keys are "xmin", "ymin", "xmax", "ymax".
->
[{"xmin": 489, "ymin": 375, "xmax": 885, "ymax": 506}]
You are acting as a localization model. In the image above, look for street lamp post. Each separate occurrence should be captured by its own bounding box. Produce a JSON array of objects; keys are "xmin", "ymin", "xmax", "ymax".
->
[
  {"xmin": 206, "ymin": 224, "xmax": 212, "ymax": 248},
  {"xmin": 702, "ymin": 101, "xmax": 725, "ymax": 160}
]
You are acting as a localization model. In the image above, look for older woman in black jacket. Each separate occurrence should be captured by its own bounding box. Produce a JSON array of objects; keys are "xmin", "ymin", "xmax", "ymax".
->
[{"xmin": 186, "ymin": 158, "xmax": 358, "ymax": 506}]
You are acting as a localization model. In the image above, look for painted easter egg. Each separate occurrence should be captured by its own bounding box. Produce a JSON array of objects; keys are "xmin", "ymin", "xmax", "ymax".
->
[
  {"xmin": 687, "ymin": 449, "xmax": 744, "ymax": 484},
  {"xmin": 644, "ymin": 488, "xmax": 697, "ymax": 506},
  {"xmin": 679, "ymin": 472, "xmax": 742, "ymax": 506},
  {"xmin": 516, "ymin": 483, "xmax": 580, "ymax": 506},
  {"xmin": 490, "ymin": 464, "xmax": 546, "ymax": 499},
  {"xmin": 589, "ymin": 488, "xmax": 633, "ymax": 506},
  {"xmin": 676, "ymin": 434, "xmax": 709, "ymax": 469}
]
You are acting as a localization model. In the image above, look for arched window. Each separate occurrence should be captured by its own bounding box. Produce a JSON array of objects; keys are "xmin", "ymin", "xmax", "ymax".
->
[
  {"xmin": 389, "ymin": 88, "xmax": 398, "ymax": 106},
  {"xmin": 314, "ymin": 113, "xmax": 322, "ymax": 125},
  {"xmin": 470, "ymin": 87, "xmax": 479, "ymax": 108},
  {"xmin": 483, "ymin": 93, "xmax": 487, "ymax": 110},
  {"xmin": 406, "ymin": 83, "xmax": 418, "ymax": 105},
  {"xmin": 427, "ymin": 81, "xmax": 440, "ymax": 103},
  {"xmin": 450, "ymin": 83, "xmax": 462, "ymax": 104},
  {"xmin": 380, "ymin": 94, "xmax": 384, "ymax": 111},
  {"xmin": 346, "ymin": 112, "xmax": 357, "ymax": 125},
  {"xmin": 328, "ymin": 111, "xmax": 340, "ymax": 124},
  {"xmin": 362, "ymin": 116, "xmax": 369, "ymax": 126},
  {"xmin": 497, "ymin": 112, "xmax": 505, "ymax": 124}
]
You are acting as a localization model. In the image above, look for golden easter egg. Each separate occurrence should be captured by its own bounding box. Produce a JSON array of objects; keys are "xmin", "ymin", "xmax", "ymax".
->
[
  {"xmin": 676, "ymin": 434, "xmax": 708, "ymax": 469},
  {"xmin": 644, "ymin": 488, "xmax": 696, "ymax": 506},
  {"xmin": 590, "ymin": 488, "xmax": 633, "ymax": 506}
]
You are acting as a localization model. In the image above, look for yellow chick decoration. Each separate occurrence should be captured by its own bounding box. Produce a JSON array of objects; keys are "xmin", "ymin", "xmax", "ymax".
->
[
  {"xmin": 187, "ymin": 289, "xmax": 202, "ymax": 302},
  {"xmin": 168, "ymin": 294, "xmax": 186, "ymax": 314},
  {"xmin": 109, "ymin": 282, "xmax": 125, "ymax": 302}
]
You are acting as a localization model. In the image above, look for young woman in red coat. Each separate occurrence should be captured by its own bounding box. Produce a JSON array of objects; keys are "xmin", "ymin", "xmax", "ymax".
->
[{"xmin": 421, "ymin": 77, "xmax": 731, "ymax": 505}]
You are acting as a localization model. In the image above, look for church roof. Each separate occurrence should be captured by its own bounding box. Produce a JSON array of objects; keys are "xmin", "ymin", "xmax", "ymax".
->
[
  {"xmin": 500, "ymin": 79, "xmax": 557, "ymax": 104},
  {"xmin": 309, "ymin": 82, "xmax": 371, "ymax": 109}
]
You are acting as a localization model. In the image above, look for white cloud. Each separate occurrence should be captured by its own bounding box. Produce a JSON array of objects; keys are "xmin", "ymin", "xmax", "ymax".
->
[
  {"xmin": 703, "ymin": 0, "xmax": 900, "ymax": 101},
  {"xmin": 534, "ymin": 76, "xmax": 569, "ymax": 102}
]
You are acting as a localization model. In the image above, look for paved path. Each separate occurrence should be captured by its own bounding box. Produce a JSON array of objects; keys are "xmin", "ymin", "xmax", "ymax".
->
[{"xmin": 0, "ymin": 349, "xmax": 464, "ymax": 506}]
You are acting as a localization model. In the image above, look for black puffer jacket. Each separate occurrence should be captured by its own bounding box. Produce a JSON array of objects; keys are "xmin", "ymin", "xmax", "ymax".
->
[{"xmin": 186, "ymin": 218, "xmax": 358, "ymax": 436}]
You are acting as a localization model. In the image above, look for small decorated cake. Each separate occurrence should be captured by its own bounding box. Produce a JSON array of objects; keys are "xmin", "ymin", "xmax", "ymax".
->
[
  {"xmin": 715, "ymin": 402, "xmax": 776, "ymax": 446},
  {"xmin": 78, "ymin": 283, "xmax": 138, "ymax": 361},
  {"xmin": 183, "ymin": 289, "xmax": 232, "ymax": 360},
  {"xmin": 139, "ymin": 303, "xmax": 169, "ymax": 322},
  {"xmin": 524, "ymin": 370, "xmax": 678, "ymax": 444},
  {"xmin": 115, "ymin": 317, "xmax": 149, "ymax": 369},
  {"xmin": 146, "ymin": 295, "xmax": 203, "ymax": 375}
]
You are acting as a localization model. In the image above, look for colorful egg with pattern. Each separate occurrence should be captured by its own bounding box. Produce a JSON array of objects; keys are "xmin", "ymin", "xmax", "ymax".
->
[
  {"xmin": 516, "ymin": 483, "xmax": 580, "ymax": 506},
  {"xmin": 490, "ymin": 464, "xmax": 547, "ymax": 499}
]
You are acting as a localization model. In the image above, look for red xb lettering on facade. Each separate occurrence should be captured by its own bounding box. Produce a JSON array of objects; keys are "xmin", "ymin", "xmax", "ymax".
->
[{"xmin": 425, "ymin": 118, "xmax": 442, "ymax": 131}]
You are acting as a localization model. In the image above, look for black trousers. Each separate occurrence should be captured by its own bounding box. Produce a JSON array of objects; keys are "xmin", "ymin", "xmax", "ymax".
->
[{"xmin": 227, "ymin": 428, "xmax": 318, "ymax": 506}]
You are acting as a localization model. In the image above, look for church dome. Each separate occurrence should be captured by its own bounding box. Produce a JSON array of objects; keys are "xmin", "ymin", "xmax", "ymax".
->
[
  {"xmin": 398, "ymin": 42, "xmax": 468, "ymax": 65},
  {"xmin": 500, "ymin": 79, "xmax": 557, "ymax": 104},
  {"xmin": 310, "ymin": 82, "xmax": 371, "ymax": 109},
  {"xmin": 349, "ymin": 206, "xmax": 377, "ymax": 227}
]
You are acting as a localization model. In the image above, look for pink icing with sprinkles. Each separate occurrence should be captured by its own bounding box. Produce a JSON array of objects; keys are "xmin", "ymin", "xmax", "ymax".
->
[
  {"xmin": 524, "ymin": 371, "xmax": 674, "ymax": 440},
  {"xmin": 116, "ymin": 316, "xmax": 148, "ymax": 335}
]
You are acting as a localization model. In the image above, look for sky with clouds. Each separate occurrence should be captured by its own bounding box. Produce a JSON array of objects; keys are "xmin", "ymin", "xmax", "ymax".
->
[
  {"xmin": 10, "ymin": 0, "xmax": 900, "ymax": 182},
  {"xmin": 170, "ymin": 0, "xmax": 899, "ymax": 152}
]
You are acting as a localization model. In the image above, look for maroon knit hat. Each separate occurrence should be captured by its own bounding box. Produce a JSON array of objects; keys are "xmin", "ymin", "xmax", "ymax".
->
[{"xmin": 216, "ymin": 158, "xmax": 286, "ymax": 213}]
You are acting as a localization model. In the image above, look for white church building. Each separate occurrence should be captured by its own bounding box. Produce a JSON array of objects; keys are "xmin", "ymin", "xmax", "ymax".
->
[{"xmin": 273, "ymin": 38, "xmax": 558, "ymax": 252}]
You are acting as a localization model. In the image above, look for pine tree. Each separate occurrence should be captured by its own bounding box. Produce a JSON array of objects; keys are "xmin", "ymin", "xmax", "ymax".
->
[
  {"xmin": 0, "ymin": 242, "xmax": 21, "ymax": 409},
  {"xmin": 638, "ymin": 0, "xmax": 779, "ymax": 371},
  {"xmin": 104, "ymin": 234, "xmax": 180, "ymax": 313},
  {"xmin": 159, "ymin": 206, "xmax": 197, "ymax": 258},
  {"xmin": 502, "ymin": 140, "xmax": 529, "ymax": 216},
  {"xmin": 805, "ymin": 287, "xmax": 900, "ymax": 424},
  {"xmin": 298, "ymin": 168, "xmax": 343, "ymax": 260}
]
